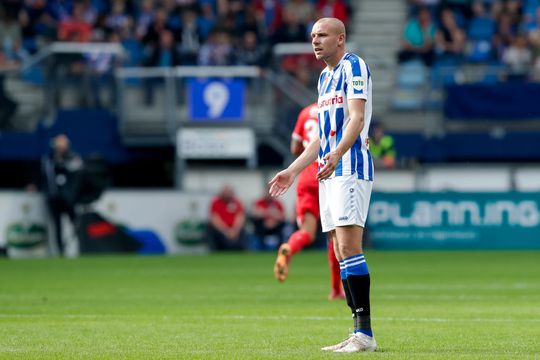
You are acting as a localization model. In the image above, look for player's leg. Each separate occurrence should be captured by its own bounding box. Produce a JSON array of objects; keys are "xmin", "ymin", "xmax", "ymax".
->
[
  {"xmin": 274, "ymin": 212, "xmax": 317, "ymax": 282},
  {"xmin": 332, "ymin": 178, "xmax": 376, "ymax": 353},
  {"xmin": 327, "ymin": 237, "xmax": 345, "ymax": 300},
  {"xmin": 333, "ymin": 225, "xmax": 376, "ymax": 352},
  {"xmin": 320, "ymin": 180, "xmax": 357, "ymax": 351},
  {"xmin": 321, "ymin": 229, "xmax": 356, "ymax": 351}
]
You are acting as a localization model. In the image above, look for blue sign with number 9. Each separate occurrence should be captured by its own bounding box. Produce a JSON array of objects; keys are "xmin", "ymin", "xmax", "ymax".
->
[{"xmin": 188, "ymin": 79, "xmax": 245, "ymax": 121}]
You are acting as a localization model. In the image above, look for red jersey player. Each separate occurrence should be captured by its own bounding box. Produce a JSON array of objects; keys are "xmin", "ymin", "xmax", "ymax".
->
[{"xmin": 273, "ymin": 103, "xmax": 345, "ymax": 300}]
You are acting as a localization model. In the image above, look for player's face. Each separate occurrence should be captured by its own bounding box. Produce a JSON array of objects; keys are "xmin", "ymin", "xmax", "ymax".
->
[{"xmin": 311, "ymin": 21, "xmax": 343, "ymax": 63}]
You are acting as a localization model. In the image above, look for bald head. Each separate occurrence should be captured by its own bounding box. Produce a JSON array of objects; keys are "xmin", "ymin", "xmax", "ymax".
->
[
  {"xmin": 311, "ymin": 17, "xmax": 346, "ymax": 67},
  {"xmin": 314, "ymin": 17, "xmax": 346, "ymax": 37}
]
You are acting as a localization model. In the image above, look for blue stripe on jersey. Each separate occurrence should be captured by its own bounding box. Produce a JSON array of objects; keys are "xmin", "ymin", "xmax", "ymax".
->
[
  {"xmin": 322, "ymin": 110, "xmax": 331, "ymax": 159},
  {"xmin": 345, "ymin": 53, "xmax": 362, "ymax": 77},
  {"xmin": 335, "ymin": 108, "xmax": 344, "ymax": 176},
  {"xmin": 318, "ymin": 111, "xmax": 322, "ymax": 138},
  {"xmin": 318, "ymin": 72, "xmax": 326, "ymax": 93},
  {"xmin": 318, "ymin": 112, "xmax": 323, "ymax": 169},
  {"xmin": 354, "ymin": 138, "xmax": 364, "ymax": 179},
  {"xmin": 367, "ymin": 63, "xmax": 371, "ymax": 82},
  {"xmin": 324, "ymin": 74, "xmax": 333, "ymax": 94},
  {"xmin": 350, "ymin": 140, "xmax": 356, "ymax": 176},
  {"xmin": 335, "ymin": 69, "xmax": 343, "ymax": 91},
  {"xmin": 367, "ymin": 149, "xmax": 374, "ymax": 181}
]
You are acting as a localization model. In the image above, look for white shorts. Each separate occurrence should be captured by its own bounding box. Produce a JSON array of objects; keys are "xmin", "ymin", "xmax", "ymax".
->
[{"xmin": 319, "ymin": 174, "xmax": 373, "ymax": 233}]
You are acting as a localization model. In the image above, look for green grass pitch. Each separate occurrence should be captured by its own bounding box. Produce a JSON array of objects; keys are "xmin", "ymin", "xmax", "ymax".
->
[{"xmin": 0, "ymin": 251, "xmax": 539, "ymax": 359}]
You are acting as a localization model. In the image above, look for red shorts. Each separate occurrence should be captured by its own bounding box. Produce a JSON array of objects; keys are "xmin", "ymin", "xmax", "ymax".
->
[{"xmin": 296, "ymin": 162, "xmax": 319, "ymax": 225}]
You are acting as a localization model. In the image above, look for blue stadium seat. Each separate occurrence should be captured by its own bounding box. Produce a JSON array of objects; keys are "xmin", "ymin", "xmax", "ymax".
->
[
  {"xmin": 467, "ymin": 40, "xmax": 494, "ymax": 63},
  {"xmin": 396, "ymin": 60, "xmax": 428, "ymax": 87},
  {"xmin": 467, "ymin": 17, "xmax": 496, "ymax": 41},
  {"xmin": 392, "ymin": 60, "xmax": 428, "ymax": 110}
]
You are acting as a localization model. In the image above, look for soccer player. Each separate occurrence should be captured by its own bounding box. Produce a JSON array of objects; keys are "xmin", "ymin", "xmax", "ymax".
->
[
  {"xmin": 273, "ymin": 102, "xmax": 345, "ymax": 301},
  {"xmin": 269, "ymin": 17, "xmax": 377, "ymax": 352}
]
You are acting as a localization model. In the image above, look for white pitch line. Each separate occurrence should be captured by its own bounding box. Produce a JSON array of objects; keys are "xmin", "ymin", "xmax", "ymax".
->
[
  {"xmin": 1, "ymin": 314, "xmax": 538, "ymax": 323},
  {"xmin": 214, "ymin": 315, "xmax": 540, "ymax": 323}
]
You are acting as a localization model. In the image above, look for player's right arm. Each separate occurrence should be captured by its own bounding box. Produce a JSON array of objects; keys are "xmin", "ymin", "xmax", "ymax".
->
[{"xmin": 269, "ymin": 137, "xmax": 319, "ymax": 197}]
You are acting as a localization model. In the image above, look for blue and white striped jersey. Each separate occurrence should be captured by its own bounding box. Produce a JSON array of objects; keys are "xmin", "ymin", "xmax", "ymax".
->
[{"xmin": 317, "ymin": 52, "xmax": 374, "ymax": 181}]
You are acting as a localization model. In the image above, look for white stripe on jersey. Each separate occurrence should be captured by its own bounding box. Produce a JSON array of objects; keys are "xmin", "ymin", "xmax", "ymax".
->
[{"xmin": 317, "ymin": 52, "xmax": 374, "ymax": 181}]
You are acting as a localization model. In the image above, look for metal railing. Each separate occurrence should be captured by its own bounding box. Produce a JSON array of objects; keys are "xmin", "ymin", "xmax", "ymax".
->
[{"xmin": 4, "ymin": 42, "xmax": 322, "ymax": 160}]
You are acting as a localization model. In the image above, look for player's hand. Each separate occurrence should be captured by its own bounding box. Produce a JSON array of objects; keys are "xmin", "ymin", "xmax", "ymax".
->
[
  {"xmin": 317, "ymin": 151, "xmax": 340, "ymax": 181},
  {"xmin": 268, "ymin": 169, "xmax": 295, "ymax": 197}
]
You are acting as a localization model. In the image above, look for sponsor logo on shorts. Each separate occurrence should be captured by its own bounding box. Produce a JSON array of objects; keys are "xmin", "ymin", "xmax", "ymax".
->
[{"xmin": 338, "ymin": 216, "xmax": 349, "ymax": 221}]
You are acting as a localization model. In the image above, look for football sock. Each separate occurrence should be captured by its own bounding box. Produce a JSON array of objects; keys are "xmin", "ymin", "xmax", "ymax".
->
[
  {"xmin": 340, "ymin": 259, "xmax": 356, "ymax": 330},
  {"xmin": 287, "ymin": 230, "xmax": 312, "ymax": 256},
  {"xmin": 328, "ymin": 240, "xmax": 342, "ymax": 293},
  {"xmin": 344, "ymin": 254, "xmax": 373, "ymax": 337}
]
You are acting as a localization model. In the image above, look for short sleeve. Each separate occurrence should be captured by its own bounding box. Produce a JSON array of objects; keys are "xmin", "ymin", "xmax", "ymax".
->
[{"xmin": 345, "ymin": 55, "xmax": 369, "ymax": 101}]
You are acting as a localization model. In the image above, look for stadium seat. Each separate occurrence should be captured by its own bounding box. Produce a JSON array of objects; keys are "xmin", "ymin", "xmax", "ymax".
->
[
  {"xmin": 467, "ymin": 17, "xmax": 496, "ymax": 42},
  {"xmin": 392, "ymin": 60, "xmax": 428, "ymax": 110}
]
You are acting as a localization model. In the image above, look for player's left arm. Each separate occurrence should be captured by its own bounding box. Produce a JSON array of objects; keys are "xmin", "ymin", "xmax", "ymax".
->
[{"xmin": 317, "ymin": 99, "xmax": 365, "ymax": 180}]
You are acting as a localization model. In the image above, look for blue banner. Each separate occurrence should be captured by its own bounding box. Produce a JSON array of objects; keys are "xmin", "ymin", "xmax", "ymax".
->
[
  {"xmin": 188, "ymin": 79, "xmax": 245, "ymax": 121},
  {"xmin": 444, "ymin": 83, "xmax": 540, "ymax": 120},
  {"xmin": 367, "ymin": 192, "xmax": 540, "ymax": 249}
]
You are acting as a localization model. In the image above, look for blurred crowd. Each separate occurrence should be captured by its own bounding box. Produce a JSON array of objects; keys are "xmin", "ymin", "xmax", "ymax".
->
[
  {"xmin": 402, "ymin": 0, "xmax": 540, "ymax": 80},
  {"xmin": 0, "ymin": 0, "xmax": 351, "ymax": 68}
]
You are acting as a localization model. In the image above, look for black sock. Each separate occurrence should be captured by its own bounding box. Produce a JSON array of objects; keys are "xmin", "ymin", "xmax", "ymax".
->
[
  {"xmin": 342, "ymin": 279, "xmax": 356, "ymax": 329},
  {"xmin": 347, "ymin": 274, "xmax": 372, "ymax": 336}
]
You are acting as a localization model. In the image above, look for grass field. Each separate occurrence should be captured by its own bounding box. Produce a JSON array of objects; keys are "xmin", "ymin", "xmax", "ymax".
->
[{"xmin": 0, "ymin": 251, "xmax": 539, "ymax": 359}]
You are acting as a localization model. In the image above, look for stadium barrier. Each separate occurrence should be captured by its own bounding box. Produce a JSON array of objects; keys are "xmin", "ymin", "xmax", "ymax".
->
[
  {"xmin": 369, "ymin": 192, "xmax": 540, "ymax": 249},
  {"xmin": 2, "ymin": 166, "xmax": 540, "ymax": 255}
]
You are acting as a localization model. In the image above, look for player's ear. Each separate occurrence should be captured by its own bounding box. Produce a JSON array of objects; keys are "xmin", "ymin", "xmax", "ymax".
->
[{"xmin": 338, "ymin": 33, "xmax": 345, "ymax": 46}]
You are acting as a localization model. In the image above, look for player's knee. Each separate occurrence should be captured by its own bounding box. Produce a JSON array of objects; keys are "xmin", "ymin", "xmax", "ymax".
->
[{"xmin": 338, "ymin": 242, "xmax": 362, "ymax": 258}]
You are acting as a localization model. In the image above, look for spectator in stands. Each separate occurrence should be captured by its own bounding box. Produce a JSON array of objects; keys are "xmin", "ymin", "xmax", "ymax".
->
[
  {"xmin": 18, "ymin": 0, "xmax": 51, "ymax": 53},
  {"xmin": 208, "ymin": 184, "xmax": 247, "ymax": 251},
  {"xmin": 0, "ymin": 5, "xmax": 26, "ymax": 61},
  {"xmin": 502, "ymin": 0, "xmax": 523, "ymax": 28},
  {"xmin": 145, "ymin": 29, "xmax": 181, "ymax": 66},
  {"xmin": 316, "ymin": 0, "xmax": 349, "ymax": 25},
  {"xmin": 408, "ymin": 0, "xmax": 441, "ymax": 16},
  {"xmin": 441, "ymin": 0, "xmax": 473, "ymax": 21},
  {"xmin": 198, "ymin": 29, "xmax": 234, "ymax": 65},
  {"xmin": 142, "ymin": 7, "xmax": 174, "ymax": 48},
  {"xmin": 502, "ymin": 32, "xmax": 533, "ymax": 81},
  {"xmin": 143, "ymin": 29, "xmax": 180, "ymax": 104},
  {"xmin": 466, "ymin": 0, "xmax": 497, "ymax": 62},
  {"xmin": 0, "ymin": 49, "xmax": 18, "ymax": 130},
  {"xmin": 135, "ymin": 0, "xmax": 155, "ymax": 40},
  {"xmin": 493, "ymin": 12, "xmax": 520, "ymax": 59},
  {"xmin": 285, "ymin": 0, "xmax": 316, "ymax": 26},
  {"xmin": 57, "ymin": 1, "xmax": 92, "ymax": 42},
  {"xmin": 398, "ymin": 6, "xmax": 437, "ymax": 66},
  {"xmin": 85, "ymin": 31, "xmax": 121, "ymax": 107},
  {"xmin": 178, "ymin": 8, "xmax": 202, "ymax": 65},
  {"xmin": 198, "ymin": 2, "xmax": 217, "ymax": 41},
  {"xmin": 526, "ymin": 5, "xmax": 540, "ymax": 55},
  {"xmin": 235, "ymin": 30, "xmax": 269, "ymax": 66},
  {"xmin": 105, "ymin": 0, "xmax": 131, "ymax": 34},
  {"xmin": 435, "ymin": 7, "xmax": 466, "ymax": 63},
  {"xmin": 251, "ymin": 186, "xmax": 287, "ymax": 250},
  {"xmin": 369, "ymin": 122, "xmax": 397, "ymax": 169},
  {"xmin": 254, "ymin": 0, "xmax": 283, "ymax": 36},
  {"xmin": 271, "ymin": 11, "xmax": 308, "ymax": 44}
]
